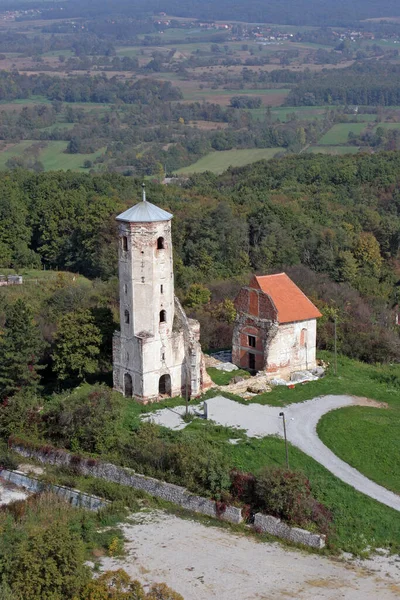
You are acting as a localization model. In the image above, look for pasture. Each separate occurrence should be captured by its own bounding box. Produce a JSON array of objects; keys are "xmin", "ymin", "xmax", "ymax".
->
[
  {"xmin": 307, "ymin": 145, "xmax": 360, "ymax": 155},
  {"xmin": 174, "ymin": 147, "xmax": 282, "ymax": 174},
  {"xmin": 0, "ymin": 140, "xmax": 105, "ymax": 171},
  {"xmin": 318, "ymin": 123, "xmax": 367, "ymax": 145}
]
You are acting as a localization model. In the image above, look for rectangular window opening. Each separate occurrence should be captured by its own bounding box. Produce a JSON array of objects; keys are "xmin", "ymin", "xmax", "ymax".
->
[
  {"xmin": 248, "ymin": 335, "xmax": 256, "ymax": 348},
  {"xmin": 161, "ymin": 284, "xmax": 164, "ymax": 294}
]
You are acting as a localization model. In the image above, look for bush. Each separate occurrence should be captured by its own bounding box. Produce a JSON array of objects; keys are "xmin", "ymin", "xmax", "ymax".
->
[
  {"xmin": 0, "ymin": 452, "xmax": 18, "ymax": 470},
  {"xmin": 254, "ymin": 467, "xmax": 332, "ymax": 533}
]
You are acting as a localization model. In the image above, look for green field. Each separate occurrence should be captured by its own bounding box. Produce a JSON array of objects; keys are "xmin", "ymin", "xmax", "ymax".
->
[
  {"xmin": 374, "ymin": 122, "xmax": 400, "ymax": 130},
  {"xmin": 307, "ymin": 145, "xmax": 360, "ymax": 155},
  {"xmin": 318, "ymin": 123, "xmax": 367, "ymax": 145},
  {"xmin": 318, "ymin": 406, "xmax": 400, "ymax": 495},
  {"xmin": 0, "ymin": 141, "xmax": 105, "ymax": 171},
  {"xmin": 174, "ymin": 148, "xmax": 282, "ymax": 174},
  {"xmin": 181, "ymin": 87, "xmax": 290, "ymax": 104}
]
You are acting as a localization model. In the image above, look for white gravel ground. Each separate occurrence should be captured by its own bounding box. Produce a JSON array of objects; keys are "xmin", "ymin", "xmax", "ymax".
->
[
  {"xmin": 100, "ymin": 510, "xmax": 400, "ymax": 600},
  {"xmin": 0, "ymin": 480, "xmax": 28, "ymax": 505},
  {"xmin": 144, "ymin": 395, "xmax": 400, "ymax": 512}
]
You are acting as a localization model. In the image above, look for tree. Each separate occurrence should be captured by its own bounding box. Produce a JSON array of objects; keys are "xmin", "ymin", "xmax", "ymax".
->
[
  {"xmin": 0, "ymin": 300, "xmax": 44, "ymax": 399},
  {"xmin": 184, "ymin": 284, "xmax": 211, "ymax": 308},
  {"xmin": 52, "ymin": 310, "xmax": 101, "ymax": 381}
]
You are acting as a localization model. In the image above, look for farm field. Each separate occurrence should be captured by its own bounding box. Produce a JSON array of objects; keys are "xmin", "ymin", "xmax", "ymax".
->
[
  {"xmin": 0, "ymin": 141, "xmax": 105, "ymax": 171},
  {"xmin": 174, "ymin": 147, "xmax": 282, "ymax": 174},
  {"xmin": 374, "ymin": 122, "xmax": 400, "ymax": 130},
  {"xmin": 180, "ymin": 86, "xmax": 291, "ymax": 106},
  {"xmin": 307, "ymin": 145, "xmax": 360, "ymax": 155},
  {"xmin": 318, "ymin": 123, "xmax": 367, "ymax": 145}
]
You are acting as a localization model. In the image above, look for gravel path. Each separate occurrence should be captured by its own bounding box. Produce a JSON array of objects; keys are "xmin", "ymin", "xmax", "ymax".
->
[
  {"xmin": 147, "ymin": 394, "xmax": 400, "ymax": 511},
  {"xmin": 284, "ymin": 395, "xmax": 400, "ymax": 512},
  {"xmin": 100, "ymin": 510, "xmax": 400, "ymax": 600}
]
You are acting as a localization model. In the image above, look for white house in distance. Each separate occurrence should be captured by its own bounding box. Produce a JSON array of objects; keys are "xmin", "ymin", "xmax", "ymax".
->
[
  {"xmin": 112, "ymin": 185, "xmax": 211, "ymax": 403},
  {"xmin": 232, "ymin": 273, "xmax": 322, "ymax": 378}
]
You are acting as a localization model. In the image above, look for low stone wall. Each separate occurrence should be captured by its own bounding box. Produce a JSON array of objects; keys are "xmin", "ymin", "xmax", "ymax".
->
[
  {"xmin": 10, "ymin": 443, "xmax": 326, "ymax": 548},
  {"xmin": 254, "ymin": 513, "xmax": 326, "ymax": 549},
  {"xmin": 10, "ymin": 444, "xmax": 243, "ymax": 525},
  {"xmin": 0, "ymin": 468, "xmax": 108, "ymax": 511}
]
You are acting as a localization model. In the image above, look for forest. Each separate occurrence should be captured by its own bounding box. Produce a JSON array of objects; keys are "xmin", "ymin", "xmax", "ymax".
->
[{"xmin": 7, "ymin": 0, "xmax": 400, "ymax": 27}]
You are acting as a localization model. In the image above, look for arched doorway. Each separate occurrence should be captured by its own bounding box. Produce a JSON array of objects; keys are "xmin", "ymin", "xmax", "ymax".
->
[
  {"xmin": 159, "ymin": 374, "xmax": 171, "ymax": 397},
  {"xmin": 124, "ymin": 373, "xmax": 133, "ymax": 398}
]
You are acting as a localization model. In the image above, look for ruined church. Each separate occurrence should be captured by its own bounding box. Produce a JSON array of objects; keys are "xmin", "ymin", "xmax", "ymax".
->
[
  {"xmin": 113, "ymin": 185, "xmax": 211, "ymax": 402},
  {"xmin": 232, "ymin": 273, "xmax": 321, "ymax": 377}
]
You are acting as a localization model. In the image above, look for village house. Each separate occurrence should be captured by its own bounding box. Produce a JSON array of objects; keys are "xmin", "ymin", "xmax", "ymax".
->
[
  {"xmin": 112, "ymin": 185, "xmax": 211, "ymax": 402},
  {"xmin": 232, "ymin": 273, "xmax": 321, "ymax": 378}
]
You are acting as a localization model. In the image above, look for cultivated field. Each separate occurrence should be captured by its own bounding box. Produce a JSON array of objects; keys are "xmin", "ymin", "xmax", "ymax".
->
[
  {"xmin": 307, "ymin": 145, "xmax": 360, "ymax": 155},
  {"xmin": 318, "ymin": 123, "xmax": 367, "ymax": 145},
  {"xmin": 0, "ymin": 140, "xmax": 105, "ymax": 171},
  {"xmin": 174, "ymin": 147, "xmax": 282, "ymax": 174}
]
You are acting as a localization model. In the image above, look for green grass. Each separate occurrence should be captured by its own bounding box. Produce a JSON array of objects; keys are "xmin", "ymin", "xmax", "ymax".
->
[
  {"xmin": 174, "ymin": 148, "xmax": 282, "ymax": 174},
  {"xmin": 374, "ymin": 122, "xmax": 400, "ymax": 130},
  {"xmin": 0, "ymin": 140, "xmax": 105, "ymax": 171},
  {"xmin": 307, "ymin": 145, "xmax": 360, "ymax": 155},
  {"xmin": 318, "ymin": 406, "xmax": 400, "ymax": 495},
  {"xmin": 318, "ymin": 123, "xmax": 367, "ymax": 145},
  {"xmin": 181, "ymin": 87, "xmax": 290, "ymax": 103},
  {"xmin": 207, "ymin": 367, "xmax": 250, "ymax": 386}
]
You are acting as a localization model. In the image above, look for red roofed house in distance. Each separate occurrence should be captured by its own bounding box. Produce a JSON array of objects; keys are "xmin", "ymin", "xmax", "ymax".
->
[{"xmin": 232, "ymin": 273, "xmax": 322, "ymax": 377}]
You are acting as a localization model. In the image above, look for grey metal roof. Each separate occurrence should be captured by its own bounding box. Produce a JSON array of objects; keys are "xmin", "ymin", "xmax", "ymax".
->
[{"xmin": 116, "ymin": 200, "xmax": 173, "ymax": 223}]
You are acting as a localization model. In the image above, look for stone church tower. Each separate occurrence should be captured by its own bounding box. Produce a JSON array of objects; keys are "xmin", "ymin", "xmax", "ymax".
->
[{"xmin": 113, "ymin": 185, "xmax": 211, "ymax": 402}]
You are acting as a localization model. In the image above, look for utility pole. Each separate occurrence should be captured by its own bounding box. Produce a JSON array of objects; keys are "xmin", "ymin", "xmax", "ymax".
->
[
  {"xmin": 279, "ymin": 412, "xmax": 289, "ymax": 469},
  {"xmin": 334, "ymin": 316, "xmax": 338, "ymax": 376}
]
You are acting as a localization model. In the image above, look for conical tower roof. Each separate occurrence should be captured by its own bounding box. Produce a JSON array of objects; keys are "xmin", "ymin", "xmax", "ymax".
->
[{"xmin": 116, "ymin": 184, "xmax": 173, "ymax": 223}]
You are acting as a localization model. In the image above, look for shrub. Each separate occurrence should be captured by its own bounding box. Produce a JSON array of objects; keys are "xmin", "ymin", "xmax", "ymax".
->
[{"xmin": 255, "ymin": 467, "xmax": 332, "ymax": 533}]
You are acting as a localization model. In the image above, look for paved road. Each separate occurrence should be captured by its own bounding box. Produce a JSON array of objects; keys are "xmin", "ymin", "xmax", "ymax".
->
[
  {"xmin": 147, "ymin": 394, "xmax": 400, "ymax": 511},
  {"xmin": 284, "ymin": 394, "xmax": 400, "ymax": 512}
]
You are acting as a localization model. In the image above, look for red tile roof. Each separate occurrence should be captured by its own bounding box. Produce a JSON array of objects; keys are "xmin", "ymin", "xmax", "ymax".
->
[{"xmin": 250, "ymin": 273, "xmax": 322, "ymax": 324}]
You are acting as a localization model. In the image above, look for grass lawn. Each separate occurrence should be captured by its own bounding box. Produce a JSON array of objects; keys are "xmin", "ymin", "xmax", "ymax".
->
[
  {"xmin": 318, "ymin": 123, "xmax": 367, "ymax": 145},
  {"xmin": 0, "ymin": 140, "xmax": 105, "ymax": 171},
  {"xmin": 318, "ymin": 406, "xmax": 400, "ymax": 495},
  {"xmin": 207, "ymin": 367, "xmax": 250, "ymax": 386},
  {"xmin": 307, "ymin": 145, "xmax": 360, "ymax": 155},
  {"xmin": 174, "ymin": 148, "xmax": 282, "ymax": 175}
]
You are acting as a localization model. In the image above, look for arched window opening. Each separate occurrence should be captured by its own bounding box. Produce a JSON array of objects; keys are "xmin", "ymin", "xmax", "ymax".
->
[
  {"xmin": 157, "ymin": 237, "xmax": 165, "ymax": 250},
  {"xmin": 122, "ymin": 236, "xmax": 128, "ymax": 251},
  {"xmin": 124, "ymin": 373, "xmax": 133, "ymax": 398},
  {"xmin": 159, "ymin": 374, "xmax": 171, "ymax": 397},
  {"xmin": 124, "ymin": 309, "xmax": 130, "ymax": 324},
  {"xmin": 300, "ymin": 328, "xmax": 308, "ymax": 347},
  {"xmin": 160, "ymin": 310, "xmax": 166, "ymax": 323}
]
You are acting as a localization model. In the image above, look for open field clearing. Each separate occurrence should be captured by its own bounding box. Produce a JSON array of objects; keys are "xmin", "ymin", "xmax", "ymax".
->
[
  {"xmin": 307, "ymin": 145, "xmax": 360, "ymax": 155},
  {"xmin": 100, "ymin": 510, "xmax": 400, "ymax": 600},
  {"xmin": 174, "ymin": 147, "xmax": 282, "ymax": 174},
  {"xmin": 181, "ymin": 86, "xmax": 290, "ymax": 105},
  {"xmin": 374, "ymin": 122, "xmax": 400, "ymax": 130},
  {"xmin": 0, "ymin": 140, "xmax": 105, "ymax": 171},
  {"xmin": 319, "ymin": 123, "xmax": 367, "ymax": 145}
]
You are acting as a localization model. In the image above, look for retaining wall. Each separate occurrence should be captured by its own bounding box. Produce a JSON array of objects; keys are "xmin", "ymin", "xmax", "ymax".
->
[
  {"xmin": 254, "ymin": 513, "xmax": 326, "ymax": 549},
  {"xmin": 10, "ymin": 443, "xmax": 326, "ymax": 548},
  {"xmin": 0, "ymin": 468, "xmax": 108, "ymax": 511},
  {"xmin": 10, "ymin": 444, "xmax": 243, "ymax": 525}
]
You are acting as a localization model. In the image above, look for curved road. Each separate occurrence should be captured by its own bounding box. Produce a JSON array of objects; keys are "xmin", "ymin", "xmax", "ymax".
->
[{"xmin": 284, "ymin": 394, "xmax": 400, "ymax": 512}]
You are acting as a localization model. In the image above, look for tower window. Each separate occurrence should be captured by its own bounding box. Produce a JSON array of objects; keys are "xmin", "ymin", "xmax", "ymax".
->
[
  {"xmin": 160, "ymin": 284, "xmax": 164, "ymax": 294},
  {"xmin": 124, "ymin": 284, "xmax": 128, "ymax": 294},
  {"xmin": 160, "ymin": 310, "xmax": 166, "ymax": 323},
  {"xmin": 124, "ymin": 309, "xmax": 130, "ymax": 324},
  {"xmin": 248, "ymin": 335, "xmax": 256, "ymax": 348},
  {"xmin": 157, "ymin": 237, "xmax": 165, "ymax": 250},
  {"xmin": 122, "ymin": 236, "xmax": 128, "ymax": 251}
]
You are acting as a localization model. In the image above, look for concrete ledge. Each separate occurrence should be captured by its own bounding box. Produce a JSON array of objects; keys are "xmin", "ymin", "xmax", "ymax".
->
[{"xmin": 254, "ymin": 513, "xmax": 326, "ymax": 549}]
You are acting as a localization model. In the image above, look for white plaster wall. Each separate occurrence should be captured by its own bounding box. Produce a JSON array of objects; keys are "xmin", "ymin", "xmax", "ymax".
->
[{"xmin": 266, "ymin": 319, "xmax": 317, "ymax": 376}]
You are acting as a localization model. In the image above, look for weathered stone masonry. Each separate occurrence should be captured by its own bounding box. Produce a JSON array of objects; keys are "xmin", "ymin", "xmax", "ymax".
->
[{"xmin": 11, "ymin": 442, "xmax": 326, "ymax": 549}]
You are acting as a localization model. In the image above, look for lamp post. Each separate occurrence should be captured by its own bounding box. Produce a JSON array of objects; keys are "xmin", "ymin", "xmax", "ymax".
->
[{"xmin": 279, "ymin": 411, "xmax": 289, "ymax": 469}]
